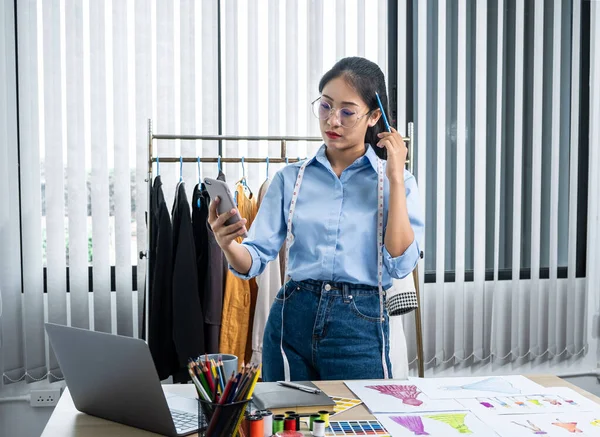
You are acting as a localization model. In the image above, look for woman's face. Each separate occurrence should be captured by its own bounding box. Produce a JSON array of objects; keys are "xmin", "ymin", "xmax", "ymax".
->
[{"xmin": 318, "ymin": 76, "xmax": 379, "ymax": 152}]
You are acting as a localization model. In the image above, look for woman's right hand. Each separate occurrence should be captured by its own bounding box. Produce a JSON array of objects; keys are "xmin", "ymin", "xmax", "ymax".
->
[{"xmin": 207, "ymin": 197, "xmax": 248, "ymax": 250}]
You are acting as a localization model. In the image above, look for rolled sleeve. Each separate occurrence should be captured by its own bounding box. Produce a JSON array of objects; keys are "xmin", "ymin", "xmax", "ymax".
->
[
  {"xmin": 228, "ymin": 171, "xmax": 287, "ymax": 280},
  {"xmin": 383, "ymin": 170, "xmax": 425, "ymax": 279},
  {"xmin": 228, "ymin": 244, "xmax": 263, "ymax": 279},
  {"xmin": 383, "ymin": 239, "xmax": 420, "ymax": 279}
]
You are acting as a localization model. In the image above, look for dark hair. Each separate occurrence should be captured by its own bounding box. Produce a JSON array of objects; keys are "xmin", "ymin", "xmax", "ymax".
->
[{"xmin": 318, "ymin": 57, "xmax": 391, "ymax": 160}]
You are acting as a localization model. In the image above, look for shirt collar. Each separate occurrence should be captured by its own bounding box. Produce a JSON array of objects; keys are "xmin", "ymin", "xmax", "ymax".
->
[{"xmin": 310, "ymin": 144, "xmax": 379, "ymax": 172}]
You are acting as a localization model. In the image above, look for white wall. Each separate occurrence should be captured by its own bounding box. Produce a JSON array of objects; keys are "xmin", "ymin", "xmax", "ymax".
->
[{"xmin": 0, "ymin": 381, "xmax": 64, "ymax": 437}]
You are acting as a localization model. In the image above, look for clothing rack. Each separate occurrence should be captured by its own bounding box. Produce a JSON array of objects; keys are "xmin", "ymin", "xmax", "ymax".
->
[{"xmin": 144, "ymin": 119, "xmax": 424, "ymax": 378}]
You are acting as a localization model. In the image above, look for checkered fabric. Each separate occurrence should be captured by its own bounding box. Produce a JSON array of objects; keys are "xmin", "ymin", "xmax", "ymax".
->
[{"xmin": 386, "ymin": 290, "xmax": 418, "ymax": 316}]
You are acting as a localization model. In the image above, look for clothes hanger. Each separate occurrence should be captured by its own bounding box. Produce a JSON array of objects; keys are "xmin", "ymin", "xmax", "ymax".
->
[
  {"xmin": 237, "ymin": 156, "xmax": 252, "ymax": 198},
  {"xmin": 179, "ymin": 156, "xmax": 183, "ymax": 183},
  {"xmin": 197, "ymin": 156, "xmax": 202, "ymax": 208},
  {"xmin": 266, "ymin": 156, "xmax": 269, "ymax": 180}
]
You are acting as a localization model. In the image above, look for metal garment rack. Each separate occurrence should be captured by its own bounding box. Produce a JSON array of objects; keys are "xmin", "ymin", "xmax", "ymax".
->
[{"xmin": 144, "ymin": 119, "xmax": 425, "ymax": 378}]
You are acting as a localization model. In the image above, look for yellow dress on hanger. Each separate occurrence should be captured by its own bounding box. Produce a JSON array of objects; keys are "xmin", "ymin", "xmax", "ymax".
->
[{"xmin": 219, "ymin": 182, "xmax": 258, "ymax": 368}]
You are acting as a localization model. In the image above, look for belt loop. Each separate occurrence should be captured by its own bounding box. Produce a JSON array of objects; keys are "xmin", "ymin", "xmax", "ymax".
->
[{"xmin": 342, "ymin": 283, "xmax": 351, "ymax": 303}]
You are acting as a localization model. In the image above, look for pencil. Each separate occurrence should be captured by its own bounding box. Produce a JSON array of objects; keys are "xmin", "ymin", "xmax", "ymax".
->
[
  {"xmin": 194, "ymin": 363, "xmax": 211, "ymax": 396},
  {"xmin": 234, "ymin": 364, "xmax": 256, "ymax": 402},
  {"xmin": 375, "ymin": 92, "xmax": 392, "ymax": 132},
  {"xmin": 245, "ymin": 364, "xmax": 261, "ymax": 400},
  {"xmin": 216, "ymin": 359, "xmax": 226, "ymax": 392},
  {"xmin": 219, "ymin": 371, "xmax": 236, "ymax": 405},
  {"xmin": 187, "ymin": 364, "xmax": 211, "ymax": 401},
  {"xmin": 210, "ymin": 359, "xmax": 219, "ymax": 379},
  {"xmin": 226, "ymin": 375, "xmax": 240, "ymax": 404},
  {"xmin": 212, "ymin": 373, "xmax": 220, "ymax": 402},
  {"xmin": 232, "ymin": 364, "xmax": 261, "ymax": 436},
  {"xmin": 202, "ymin": 361, "xmax": 216, "ymax": 394}
]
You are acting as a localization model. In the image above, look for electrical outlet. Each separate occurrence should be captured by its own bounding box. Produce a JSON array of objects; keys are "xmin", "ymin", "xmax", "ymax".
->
[{"xmin": 30, "ymin": 388, "xmax": 61, "ymax": 407}]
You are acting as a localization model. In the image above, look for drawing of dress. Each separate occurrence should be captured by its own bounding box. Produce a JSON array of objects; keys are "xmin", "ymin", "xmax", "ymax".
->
[
  {"xmin": 424, "ymin": 413, "xmax": 473, "ymax": 434},
  {"xmin": 527, "ymin": 398, "xmax": 543, "ymax": 407},
  {"xmin": 542, "ymin": 397, "xmax": 561, "ymax": 406},
  {"xmin": 440, "ymin": 377, "xmax": 521, "ymax": 395},
  {"xmin": 477, "ymin": 398, "xmax": 494, "ymax": 409},
  {"xmin": 366, "ymin": 384, "xmax": 424, "ymax": 406},
  {"xmin": 494, "ymin": 397, "xmax": 510, "ymax": 408},
  {"xmin": 560, "ymin": 396, "xmax": 578, "ymax": 406},
  {"xmin": 512, "ymin": 420, "xmax": 547, "ymax": 435},
  {"xmin": 552, "ymin": 419, "xmax": 583, "ymax": 433},
  {"xmin": 391, "ymin": 416, "xmax": 429, "ymax": 435}
]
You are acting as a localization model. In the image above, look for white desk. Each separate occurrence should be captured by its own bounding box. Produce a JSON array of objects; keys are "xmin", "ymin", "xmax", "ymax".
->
[{"xmin": 40, "ymin": 375, "xmax": 600, "ymax": 437}]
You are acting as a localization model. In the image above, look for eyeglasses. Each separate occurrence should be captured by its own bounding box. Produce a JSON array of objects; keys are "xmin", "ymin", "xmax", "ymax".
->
[{"xmin": 311, "ymin": 97, "xmax": 373, "ymax": 129}]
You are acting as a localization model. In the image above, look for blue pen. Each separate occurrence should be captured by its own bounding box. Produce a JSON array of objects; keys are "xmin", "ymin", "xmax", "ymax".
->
[{"xmin": 375, "ymin": 92, "xmax": 391, "ymax": 133}]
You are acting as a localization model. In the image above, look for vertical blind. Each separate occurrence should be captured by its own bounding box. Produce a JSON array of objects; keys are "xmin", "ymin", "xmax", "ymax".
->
[
  {"xmin": 399, "ymin": 0, "xmax": 596, "ymax": 369},
  {"xmin": 1, "ymin": 0, "xmax": 599, "ymax": 385},
  {"xmin": 0, "ymin": 0, "xmax": 388, "ymax": 385}
]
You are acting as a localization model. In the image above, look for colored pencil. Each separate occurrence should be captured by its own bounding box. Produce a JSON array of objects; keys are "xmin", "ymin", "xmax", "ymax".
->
[
  {"xmin": 219, "ymin": 371, "xmax": 236, "ymax": 405},
  {"xmin": 202, "ymin": 361, "xmax": 216, "ymax": 394},
  {"xmin": 187, "ymin": 364, "xmax": 211, "ymax": 401},
  {"xmin": 216, "ymin": 359, "xmax": 226, "ymax": 391},
  {"xmin": 194, "ymin": 363, "xmax": 211, "ymax": 396}
]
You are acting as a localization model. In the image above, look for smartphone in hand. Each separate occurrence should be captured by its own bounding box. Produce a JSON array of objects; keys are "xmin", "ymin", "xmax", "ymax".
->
[{"xmin": 203, "ymin": 177, "xmax": 248, "ymax": 238}]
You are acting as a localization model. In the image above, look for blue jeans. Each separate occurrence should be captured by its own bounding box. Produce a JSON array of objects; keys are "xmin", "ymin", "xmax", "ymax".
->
[{"xmin": 262, "ymin": 279, "xmax": 392, "ymax": 381}]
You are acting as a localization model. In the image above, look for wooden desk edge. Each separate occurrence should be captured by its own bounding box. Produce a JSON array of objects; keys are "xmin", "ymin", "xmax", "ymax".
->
[{"xmin": 41, "ymin": 374, "xmax": 600, "ymax": 437}]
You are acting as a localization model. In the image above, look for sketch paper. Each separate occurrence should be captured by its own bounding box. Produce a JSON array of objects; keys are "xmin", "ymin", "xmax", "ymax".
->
[
  {"xmin": 345, "ymin": 380, "xmax": 465, "ymax": 414},
  {"xmin": 484, "ymin": 412, "xmax": 600, "ymax": 437},
  {"xmin": 413, "ymin": 375, "xmax": 545, "ymax": 399},
  {"xmin": 375, "ymin": 411, "xmax": 500, "ymax": 436},
  {"xmin": 331, "ymin": 396, "xmax": 363, "ymax": 415},
  {"xmin": 457, "ymin": 386, "xmax": 600, "ymax": 416}
]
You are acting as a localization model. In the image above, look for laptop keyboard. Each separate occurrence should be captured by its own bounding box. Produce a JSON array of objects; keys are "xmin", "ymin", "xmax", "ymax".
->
[{"xmin": 171, "ymin": 408, "xmax": 199, "ymax": 435}]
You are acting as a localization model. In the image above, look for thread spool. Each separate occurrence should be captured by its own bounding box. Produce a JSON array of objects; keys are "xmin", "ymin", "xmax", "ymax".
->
[
  {"xmin": 309, "ymin": 414, "xmax": 321, "ymax": 431},
  {"xmin": 273, "ymin": 415, "xmax": 285, "ymax": 434},
  {"xmin": 285, "ymin": 411, "xmax": 296, "ymax": 417},
  {"xmin": 275, "ymin": 432, "xmax": 302, "ymax": 437},
  {"xmin": 312, "ymin": 419, "xmax": 326, "ymax": 437},
  {"xmin": 289, "ymin": 414, "xmax": 300, "ymax": 430},
  {"xmin": 261, "ymin": 411, "xmax": 273, "ymax": 437},
  {"xmin": 284, "ymin": 416, "xmax": 296, "ymax": 431},
  {"xmin": 247, "ymin": 414, "xmax": 264, "ymax": 437},
  {"xmin": 318, "ymin": 410, "xmax": 330, "ymax": 427}
]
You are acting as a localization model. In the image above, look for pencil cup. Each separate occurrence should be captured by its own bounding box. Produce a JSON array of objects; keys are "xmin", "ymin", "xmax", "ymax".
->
[
  {"xmin": 207, "ymin": 353, "xmax": 238, "ymax": 377},
  {"xmin": 197, "ymin": 397, "xmax": 252, "ymax": 437}
]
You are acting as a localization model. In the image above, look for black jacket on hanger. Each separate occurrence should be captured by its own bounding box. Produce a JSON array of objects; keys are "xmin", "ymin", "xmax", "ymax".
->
[
  {"xmin": 148, "ymin": 176, "xmax": 178, "ymax": 380},
  {"xmin": 171, "ymin": 182, "xmax": 205, "ymax": 382},
  {"xmin": 192, "ymin": 181, "xmax": 226, "ymax": 354}
]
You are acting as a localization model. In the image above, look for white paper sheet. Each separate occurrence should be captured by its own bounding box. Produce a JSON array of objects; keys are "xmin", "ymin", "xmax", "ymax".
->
[
  {"xmin": 345, "ymin": 379, "xmax": 466, "ymax": 414},
  {"xmin": 375, "ymin": 411, "xmax": 501, "ymax": 436},
  {"xmin": 456, "ymin": 386, "xmax": 600, "ymax": 416},
  {"xmin": 412, "ymin": 375, "xmax": 545, "ymax": 399},
  {"xmin": 483, "ymin": 412, "xmax": 600, "ymax": 436}
]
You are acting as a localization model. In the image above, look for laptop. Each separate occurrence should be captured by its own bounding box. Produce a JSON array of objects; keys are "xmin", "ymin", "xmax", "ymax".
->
[{"xmin": 45, "ymin": 323, "xmax": 199, "ymax": 436}]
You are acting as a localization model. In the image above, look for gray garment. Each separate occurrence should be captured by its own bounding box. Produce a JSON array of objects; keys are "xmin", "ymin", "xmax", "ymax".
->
[{"xmin": 201, "ymin": 171, "xmax": 227, "ymax": 353}]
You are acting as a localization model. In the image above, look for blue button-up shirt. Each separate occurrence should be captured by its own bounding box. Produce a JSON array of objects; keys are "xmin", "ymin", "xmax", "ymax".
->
[{"xmin": 230, "ymin": 144, "xmax": 424, "ymax": 289}]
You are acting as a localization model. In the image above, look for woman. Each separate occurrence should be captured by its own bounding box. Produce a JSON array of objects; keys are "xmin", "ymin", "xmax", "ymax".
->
[{"xmin": 208, "ymin": 57, "xmax": 424, "ymax": 381}]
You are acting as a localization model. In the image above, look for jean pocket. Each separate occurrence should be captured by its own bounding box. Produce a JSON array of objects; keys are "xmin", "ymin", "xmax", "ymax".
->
[
  {"xmin": 274, "ymin": 280, "xmax": 300, "ymax": 302},
  {"xmin": 350, "ymin": 293, "xmax": 385, "ymax": 322}
]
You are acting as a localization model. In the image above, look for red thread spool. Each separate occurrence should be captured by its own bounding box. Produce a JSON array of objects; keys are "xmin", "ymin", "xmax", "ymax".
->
[{"xmin": 284, "ymin": 416, "xmax": 296, "ymax": 431}]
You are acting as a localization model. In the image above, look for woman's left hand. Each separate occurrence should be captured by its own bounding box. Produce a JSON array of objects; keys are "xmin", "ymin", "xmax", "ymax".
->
[{"xmin": 377, "ymin": 127, "xmax": 407, "ymax": 184}]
